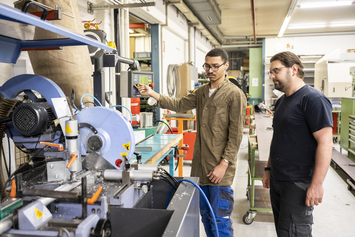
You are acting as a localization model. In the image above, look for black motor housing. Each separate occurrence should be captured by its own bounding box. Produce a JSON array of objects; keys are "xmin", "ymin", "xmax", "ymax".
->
[{"xmin": 12, "ymin": 102, "xmax": 55, "ymax": 136}]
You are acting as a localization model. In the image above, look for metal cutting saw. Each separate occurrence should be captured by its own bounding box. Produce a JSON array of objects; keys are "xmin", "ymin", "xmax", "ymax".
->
[{"xmin": 0, "ymin": 74, "xmax": 199, "ymax": 237}]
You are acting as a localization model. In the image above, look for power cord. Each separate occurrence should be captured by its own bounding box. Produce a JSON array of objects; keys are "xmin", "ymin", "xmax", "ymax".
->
[
  {"xmin": 155, "ymin": 120, "xmax": 174, "ymax": 135},
  {"xmin": 164, "ymin": 178, "xmax": 220, "ymax": 237}
]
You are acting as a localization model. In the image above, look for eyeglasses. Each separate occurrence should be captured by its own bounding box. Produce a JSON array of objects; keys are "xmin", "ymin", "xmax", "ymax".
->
[
  {"xmin": 203, "ymin": 62, "xmax": 226, "ymax": 72},
  {"xmin": 268, "ymin": 66, "xmax": 288, "ymax": 76}
]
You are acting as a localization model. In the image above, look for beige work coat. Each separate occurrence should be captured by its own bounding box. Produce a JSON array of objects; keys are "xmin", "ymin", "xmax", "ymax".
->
[{"xmin": 158, "ymin": 79, "xmax": 246, "ymax": 186}]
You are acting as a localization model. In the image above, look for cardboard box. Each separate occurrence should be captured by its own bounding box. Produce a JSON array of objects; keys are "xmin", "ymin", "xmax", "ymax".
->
[
  {"xmin": 178, "ymin": 63, "xmax": 197, "ymax": 98},
  {"xmin": 242, "ymin": 58, "xmax": 249, "ymax": 67},
  {"xmin": 228, "ymin": 70, "xmax": 241, "ymax": 78}
]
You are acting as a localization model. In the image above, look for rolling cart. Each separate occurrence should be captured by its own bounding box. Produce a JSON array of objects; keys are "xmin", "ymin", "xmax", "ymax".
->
[{"xmin": 243, "ymin": 112, "xmax": 273, "ymax": 224}]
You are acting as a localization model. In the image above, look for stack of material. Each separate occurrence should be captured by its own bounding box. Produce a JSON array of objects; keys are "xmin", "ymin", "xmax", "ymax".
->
[{"xmin": 242, "ymin": 58, "xmax": 249, "ymax": 71}]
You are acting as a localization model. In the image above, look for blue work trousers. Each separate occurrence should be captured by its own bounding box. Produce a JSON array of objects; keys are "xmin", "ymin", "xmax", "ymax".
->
[
  {"xmin": 270, "ymin": 180, "xmax": 314, "ymax": 237},
  {"xmin": 200, "ymin": 185, "xmax": 234, "ymax": 237}
]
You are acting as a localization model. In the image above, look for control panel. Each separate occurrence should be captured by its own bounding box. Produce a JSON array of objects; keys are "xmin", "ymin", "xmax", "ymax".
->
[{"xmin": 120, "ymin": 71, "xmax": 154, "ymax": 97}]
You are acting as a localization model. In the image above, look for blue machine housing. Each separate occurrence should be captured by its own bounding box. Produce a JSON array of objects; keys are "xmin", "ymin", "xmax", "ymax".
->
[{"xmin": 76, "ymin": 106, "xmax": 135, "ymax": 170}]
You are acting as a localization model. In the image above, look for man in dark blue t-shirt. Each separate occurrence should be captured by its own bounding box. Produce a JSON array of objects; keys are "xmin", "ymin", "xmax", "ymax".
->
[{"xmin": 262, "ymin": 51, "xmax": 333, "ymax": 237}]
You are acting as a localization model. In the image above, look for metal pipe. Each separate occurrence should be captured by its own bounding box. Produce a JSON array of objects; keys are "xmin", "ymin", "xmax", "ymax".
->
[
  {"xmin": 22, "ymin": 188, "xmax": 79, "ymax": 199},
  {"xmin": 250, "ymin": 0, "xmax": 257, "ymax": 43},
  {"xmin": 137, "ymin": 164, "xmax": 158, "ymax": 172},
  {"xmin": 0, "ymin": 219, "xmax": 12, "ymax": 235},
  {"xmin": 222, "ymin": 44, "xmax": 262, "ymax": 48},
  {"xmin": 103, "ymin": 169, "xmax": 153, "ymax": 181},
  {"xmin": 39, "ymin": 182, "xmax": 81, "ymax": 206}
]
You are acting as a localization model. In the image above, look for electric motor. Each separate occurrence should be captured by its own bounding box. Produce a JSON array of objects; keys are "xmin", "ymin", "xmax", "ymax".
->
[{"xmin": 12, "ymin": 102, "xmax": 55, "ymax": 136}]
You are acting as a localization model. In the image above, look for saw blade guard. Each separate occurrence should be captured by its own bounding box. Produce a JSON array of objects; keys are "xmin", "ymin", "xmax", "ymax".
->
[{"xmin": 76, "ymin": 106, "xmax": 135, "ymax": 170}]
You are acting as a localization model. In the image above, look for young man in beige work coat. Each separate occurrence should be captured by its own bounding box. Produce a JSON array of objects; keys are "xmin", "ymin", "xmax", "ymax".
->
[{"xmin": 136, "ymin": 48, "xmax": 246, "ymax": 237}]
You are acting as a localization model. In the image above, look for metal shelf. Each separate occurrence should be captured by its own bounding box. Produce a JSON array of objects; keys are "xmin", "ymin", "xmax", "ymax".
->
[{"xmin": 0, "ymin": 2, "xmax": 114, "ymax": 64}]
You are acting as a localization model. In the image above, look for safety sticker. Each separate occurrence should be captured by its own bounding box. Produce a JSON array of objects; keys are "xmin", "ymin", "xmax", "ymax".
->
[
  {"xmin": 65, "ymin": 124, "xmax": 73, "ymax": 134},
  {"xmin": 122, "ymin": 142, "xmax": 130, "ymax": 151},
  {"xmin": 120, "ymin": 153, "xmax": 128, "ymax": 160},
  {"xmin": 34, "ymin": 208, "xmax": 43, "ymax": 219}
]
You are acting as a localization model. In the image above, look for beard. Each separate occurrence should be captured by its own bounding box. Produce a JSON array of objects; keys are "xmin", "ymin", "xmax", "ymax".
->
[{"xmin": 274, "ymin": 71, "xmax": 292, "ymax": 92}]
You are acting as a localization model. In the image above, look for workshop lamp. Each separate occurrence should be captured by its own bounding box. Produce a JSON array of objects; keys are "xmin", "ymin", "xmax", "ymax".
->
[
  {"xmin": 299, "ymin": 1, "xmax": 353, "ymax": 8},
  {"xmin": 288, "ymin": 24, "xmax": 326, "ymax": 29}
]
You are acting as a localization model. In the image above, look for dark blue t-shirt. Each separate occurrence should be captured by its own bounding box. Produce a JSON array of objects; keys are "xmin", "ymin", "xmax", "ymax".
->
[{"xmin": 270, "ymin": 85, "xmax": 333, "ymax": 182}]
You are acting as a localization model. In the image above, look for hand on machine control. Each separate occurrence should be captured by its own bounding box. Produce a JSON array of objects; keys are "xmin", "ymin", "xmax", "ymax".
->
[
  {"xmin": 135, "ymin": 84, "xmax": 161, "ymax": 102},
  {"xmin": 135, "ymin": 84, "xmax": 152, "ymax": 97}
]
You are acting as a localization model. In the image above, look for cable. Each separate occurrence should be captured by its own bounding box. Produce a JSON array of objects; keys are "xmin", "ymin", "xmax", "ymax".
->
[
  {"xmin": 60, "ymin": 228, "xmax": 71, "ymax": 237},
  {"xmin": 0, "ymin": 136, "xmax": 51, "ymax": 202},
  {"xmin": 80, "ymin": 94, "xmax": 102, "ymax": 109},
  {"xmin": 161, "ymin": 168, "xmax": 179, "ymax": 185},
  {"xmin": 161, "ymin": 173, "xmax": 178, "ymax": 187},
  {"xmin": 71, "ymin": 98, "xmax": 79, "ymax": 111},
  {"xmin": 7, "ymin": 136, "xmax": 11, "ymax": 177},
  {"xmin": 1, "ymin": 145, "xmax": 9, "ymax": 177},
  {"xmin": 110, "ymin": 105, "xmax": 133, "ymax": 125},
  {"xmin": 155, "ymin": 120, "xmax": 174, "ymax": 135},
  {"xmin": 165, "ymin": 187, "xmax": 174, "ymax": 208},
  {"xmin": 160, "ymin": 176, "xmax": 178, "ymax": 190},
  {"xmin": 177, "ymin": 179, "xmax": 219, "ymax": 237},
  {"xmin": 84, "ymin": 101, "xmax": 95, "ymax": 106}
]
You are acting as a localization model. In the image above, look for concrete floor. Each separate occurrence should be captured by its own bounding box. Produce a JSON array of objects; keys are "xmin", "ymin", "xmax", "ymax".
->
[{"xmin": 174, "ymin": 129, "xmax": 355, "ymax": 237}]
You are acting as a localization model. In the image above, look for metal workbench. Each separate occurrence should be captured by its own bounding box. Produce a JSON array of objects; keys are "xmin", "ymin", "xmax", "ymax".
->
[
  {"xmin": 134, "ymin": 134, "xmax": 183, "ymax": 175},
  {"xmin": 244, "ymin": 112, "xmax": 273, "ymax": 225}
]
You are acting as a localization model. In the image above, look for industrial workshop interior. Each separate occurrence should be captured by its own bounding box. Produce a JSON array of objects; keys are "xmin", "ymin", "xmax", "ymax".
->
[{"xmin": 1, "ymin": 0, "xmax": 355, "ymax": 236}]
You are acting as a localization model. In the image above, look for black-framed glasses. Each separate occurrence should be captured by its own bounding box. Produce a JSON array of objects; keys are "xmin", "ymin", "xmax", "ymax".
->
[
  {"xmin": 268, "ymin": 66, "xmax": 288, "ymax": 76},
  {"xmin": 203, "ymin": 62, "xmax": 226, "ymax": 72}
]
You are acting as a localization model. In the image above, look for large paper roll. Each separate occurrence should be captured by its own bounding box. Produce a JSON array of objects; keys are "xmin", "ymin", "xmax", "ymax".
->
[{"xmin": 14, "ymin": 0, "xmax": 94, "ymax": 107}]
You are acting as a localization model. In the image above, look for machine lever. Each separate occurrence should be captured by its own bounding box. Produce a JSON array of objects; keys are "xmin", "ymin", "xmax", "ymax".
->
[
  {"xmin": 10, "ymin": 180, "xmax": 16, "ymax": 198},
  {"xmin": 40, "ymin": 142, "xmax": 63, "ymax": 151},
  {"xmin": 87, "ymin": 186, "xmax": 103, "ymax": 204},
  {"xmin": 66, "ymin": 153, "xmax": 78, "ymax": 168}
]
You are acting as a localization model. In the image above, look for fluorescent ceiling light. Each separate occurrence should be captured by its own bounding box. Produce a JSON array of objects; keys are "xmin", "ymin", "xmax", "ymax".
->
[
  {"xmin": 330, "ymin": 22, "xmax": 355, "ymax": 27},
  {"xmin": 278, "ymin": 17, "xmax": 291, "ymax": 37},
  {"xmin": 299, "ymin": 1, "xmax": 352, "ymax": 8},
  {"xmin": 278, "ymin": 0, "xmax": 298, "ymax": 38},
  {"xmin": 288, "ymin": 24, "xmax": 326, "ymax": 29},
  {"xmin": 129, "ymin": 33, "xmax": 147, "ymax": 37}
]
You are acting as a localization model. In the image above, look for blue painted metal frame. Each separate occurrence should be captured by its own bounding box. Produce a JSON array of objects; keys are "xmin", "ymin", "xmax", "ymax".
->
[
  {"xmin": 151, "ymin": 24, "xmax": 160, "ymax": 121},
  {"xmin": 0, "ymin": 3, "xmax": 114, "ymax": 63}
]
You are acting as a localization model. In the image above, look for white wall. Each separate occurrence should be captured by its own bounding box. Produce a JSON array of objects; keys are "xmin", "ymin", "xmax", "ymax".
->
[
  {"xmin": 265, "ymin": 35, "xmax": 355, "ymax": 57},
  {"xmin": 161, "ymin": 27, "xmax": 186, "ymax": 96},
  {"xmin": 264, "ymin": 34, "xmax": 355, "ymax": 107}
]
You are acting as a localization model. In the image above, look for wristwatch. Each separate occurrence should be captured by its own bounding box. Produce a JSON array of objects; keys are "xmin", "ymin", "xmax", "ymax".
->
[
  {"xmin": 264, "ymin": 167, "xmax": 271, "ymax": 171},
  {"xmin": 223, "ymin": 158, "xmax": 229, "ymax": 163}
]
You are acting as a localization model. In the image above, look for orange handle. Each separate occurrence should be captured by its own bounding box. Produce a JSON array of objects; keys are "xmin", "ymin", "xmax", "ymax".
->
[
  {"xmin": 40, "ymin": 142, "xmax": 63, "ymax": 151},
  {"xmin": 10, "ymin": 180, "xmax": 16, "ymax": 198},
  {"xmin": 87, "ymin": 186, "xmax": 103, "ymax": 204},
  {"xmin": 66, "ymin": 154, "xmax": 77, "ymax": 168}
]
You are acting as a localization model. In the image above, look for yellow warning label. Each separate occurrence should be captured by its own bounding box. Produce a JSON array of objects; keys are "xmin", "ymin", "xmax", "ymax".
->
[
  {"xmin": 122, "ymin": 142, "xmax": 130, "ymax": 151},
  {"xmin": 65, "ymin": 124, "xmax": 73, "ymax": 134},
  {"xmin": 34, "ymin": 208, "xmax": 43, "ymax": 219},
  {"xmin": 120, "ymin": 153, "xmax": 128, "ymax": 160}
]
